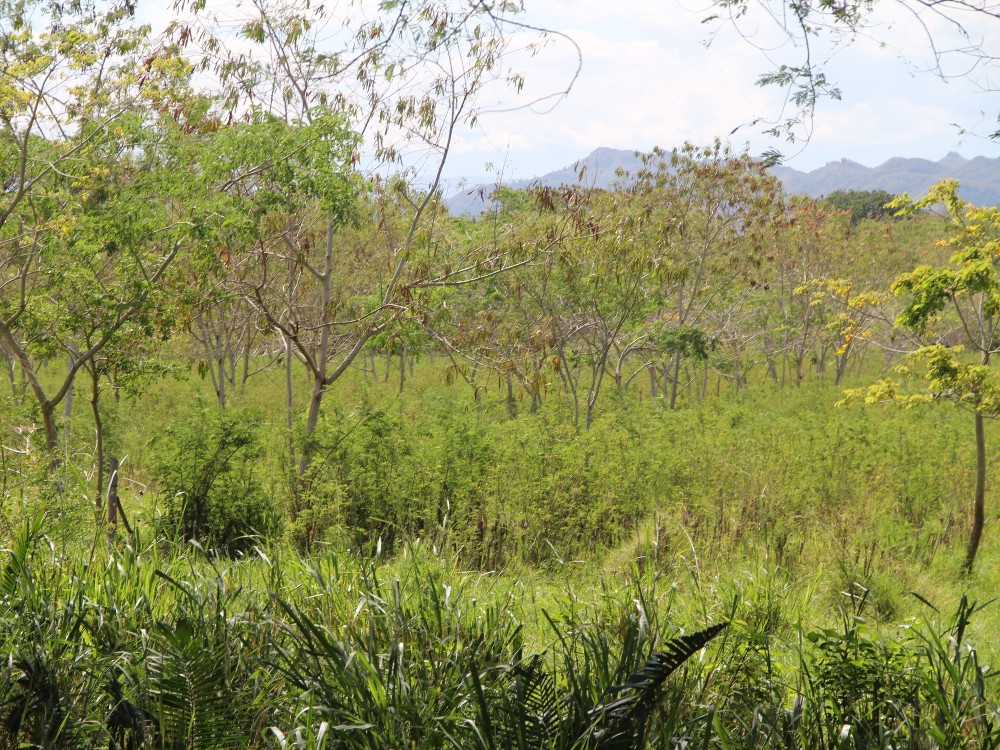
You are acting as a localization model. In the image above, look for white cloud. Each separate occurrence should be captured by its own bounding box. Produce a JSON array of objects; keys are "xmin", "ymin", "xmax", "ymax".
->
[{"xmin": 143, "ymin": 0, "xmax": 1000, "ymax": 180}]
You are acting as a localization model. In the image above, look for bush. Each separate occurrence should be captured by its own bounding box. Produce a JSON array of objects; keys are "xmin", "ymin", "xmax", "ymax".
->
[{"xmin": 153, "ymin": 405, "xmax": 279, "ymax": 554}]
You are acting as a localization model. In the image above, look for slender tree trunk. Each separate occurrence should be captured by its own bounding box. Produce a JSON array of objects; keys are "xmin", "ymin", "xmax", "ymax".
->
[
  {"xmin": 585, "ymin": 346, "xmax": 612, "ymax": 430},
  {"xmin": 964, "ymin": 410, "xmax": 987, "ymax": 573},
  {"xmin": 107, "ymin": 456, "xmax": 118, "ymax": 540},
  {"xmin": 241, "ymin": 330, "xmax": 252, "ymax": 386},
  {"xmin": 555, "ymin": 344, "xmax": 580, "ymax": 426},
  {"xmin": 62, "ymin": 353, "xmax": 75, "ymax": 458},
  {"xmin": 216, "ymin": 352, "xmax": 227, "ymax": 407},
  {"xmin": 505, "ymin": 372, "xmax": 516, "ymax": 419},
  {"xmin": 669, "ymin": 352, "xmax": 681, "ymax": 410},
  {"xmin": 3, "ymin": 352, "xmax": 15, "ymax": 399},
  {"xmin": 398, "ymin": 347, "xmax": 407, "ymax": 394},
  {"xmin": 63, "ymin": 356, "xmax": 75, "ymax": 419},
  {"xmin": 40, "ymin": 401, "xmax": 58, "ymax": 456},
  {"xmin": 299, "ymin": 377, "xmax": 326, "ymax": 479},
  {"xmin": 835, "ymin": 349, "xmax": 850, "ymax": 386},
  {"xmin": 91, "ymin": 363, "xmax": 104, "ymax": 508},
  {"xmin": 284, "ymin": 255, "xmax": 297, "ymax": 480},
  {"xmin": 648, "ymin": 365, "xmax": 658, "ymax": 398},
  {"xmin": 766, "ymin": 354, "xmax": 779, "ymax": 383}
]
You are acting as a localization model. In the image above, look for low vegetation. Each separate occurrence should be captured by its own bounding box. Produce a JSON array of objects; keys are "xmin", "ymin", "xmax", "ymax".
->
[
  {"xmin": 2, "ymin": 1, "xmax": 999, "ymax": 746},
  {"xmin": 2, "ymin": 359, "xmax": 999, "ymax": 748}
]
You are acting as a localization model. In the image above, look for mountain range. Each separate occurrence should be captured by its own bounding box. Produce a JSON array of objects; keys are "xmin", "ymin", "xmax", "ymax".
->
[{"xmin": 444, "ymin": 147, "xmax": 1000, "ymax": 216}]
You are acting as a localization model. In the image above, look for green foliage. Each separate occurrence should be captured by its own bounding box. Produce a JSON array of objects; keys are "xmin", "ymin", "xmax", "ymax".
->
[
  {"xmin": 823, "ymin": 189, "xmax": 898, "ymax": 224},
  {"xmin": 846, "ymin": 180, "xmax": 1000, "ymax": 572},
  {"xmin": 147, "ymin": 617, "xmax": 248, "ymax": 749},
  {"xmin": 287, "ymin": 393, "xmax": 658, "ymax": 565},
  {"xmin": 0, "ymin": 507, "xmax": 994, "ymax": 750},
  {"xmin": 153, "ymin": 405, "xmax": 279, "ymax": 554}
]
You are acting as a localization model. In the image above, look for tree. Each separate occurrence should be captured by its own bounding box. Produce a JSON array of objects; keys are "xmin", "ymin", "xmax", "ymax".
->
[
  {"xmin": 632, "ymin": 143, "xmax": 786, "ymax": 407},
  {"xmin": 703, "ymin": 0, "xmax": 1000, "ymax": 155},
  {"xmin": 0, "ymin": 6, "xmax": 201, "ymax": 457},
  {"xmin": 169, "ymin": 0, "xmax": 553, "ymax": 532},
  {"xmin": 824, "ymin": 190, "xmax": 899, "ymax": 225},
  {"xmin": 842, "ymin": 179, "xmax": 1000, "ymax": 573}
]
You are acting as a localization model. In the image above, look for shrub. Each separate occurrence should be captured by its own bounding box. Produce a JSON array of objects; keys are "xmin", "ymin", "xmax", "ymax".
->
[{"xmin": 153, "ymin": 405, "xmax": 279, "ymax": 554}]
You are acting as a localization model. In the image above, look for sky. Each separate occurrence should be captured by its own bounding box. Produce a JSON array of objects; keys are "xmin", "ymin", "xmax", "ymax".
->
[
  {"xmin": 138, "ymin": 0, "xmax": 1000, "ymax": 185},
  {"xmin": 439, "ymin": 0, "xmax": 1000, "ymax": 184}
]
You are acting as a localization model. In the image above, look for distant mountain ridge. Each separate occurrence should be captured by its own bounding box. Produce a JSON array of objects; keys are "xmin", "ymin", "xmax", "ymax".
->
[
  {"xmin": 772, "ymin": 153, "xmax": 1000, "ymax": 206},
  {"xmin": 444, "ymin": 148, "xmax": 1000, "ymax": 216}
]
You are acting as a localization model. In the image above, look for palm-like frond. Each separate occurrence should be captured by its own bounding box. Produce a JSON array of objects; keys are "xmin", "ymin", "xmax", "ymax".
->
[
  {"xmin": 0, "ymin": 653, "xmax": 77, "ymax": 750},
  {"xmin": 147, "ymin": 619, "xmax": 247, "ymax": 750},
  {"xmin": 105, "ymin": 673, "xmax": 151, "ymax": 750},
  {"xmin": 0, "ymin": 516, "xmax": 40, "ymax": 599},
  {"xmin": 588, "ymin": 622, "xmax": 728, "ymax": 749},
  {"xmin": 495, "ymin": 655, "xmax": 561, "ymax": 750}
]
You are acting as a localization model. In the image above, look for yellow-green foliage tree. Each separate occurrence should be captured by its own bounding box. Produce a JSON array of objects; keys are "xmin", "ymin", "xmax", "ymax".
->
[{"xmin": 843, "ymin": 180, "xmax": 1000, "ymax": 573}]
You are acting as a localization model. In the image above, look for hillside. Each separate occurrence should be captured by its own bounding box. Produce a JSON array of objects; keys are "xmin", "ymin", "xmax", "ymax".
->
[
  {"xmin": 772, "ymin": 152, "xmax": 1000, "ymax": 205},
  {"xmin": 445, "ymin": 148, "xmax": 1000, "ymax": 215}
]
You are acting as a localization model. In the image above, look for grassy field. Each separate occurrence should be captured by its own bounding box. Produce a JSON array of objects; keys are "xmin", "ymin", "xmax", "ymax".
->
[{"xmin": 1, "ymin": 354, "xmax": 998, "ymax": 748}]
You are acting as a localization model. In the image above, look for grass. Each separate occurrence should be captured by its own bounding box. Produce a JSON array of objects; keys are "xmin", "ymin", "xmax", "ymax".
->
[
  {"xmin": 0, "ymin": 521, "xmax": 995, "ymax": 748},
  {"xmin": 1, "ymin": 350, "xmax": 998, "ymax": 747}
]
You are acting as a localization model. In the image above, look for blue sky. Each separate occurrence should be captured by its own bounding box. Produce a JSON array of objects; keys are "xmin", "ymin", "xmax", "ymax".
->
[
  {"xmin": 141, "ymin": 0, "xmax": 1000, "ymax": 185},
  {"xmin": 442, "ymin": 0, "xmax": 1000, "ymax": 183}
]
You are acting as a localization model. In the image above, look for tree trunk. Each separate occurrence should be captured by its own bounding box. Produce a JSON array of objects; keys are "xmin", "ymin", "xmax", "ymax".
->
[
  {"xmin": 216, "ymin": 345, "xmax": 227, "ymax": 407},
  {"xmin": 107, "ymin": 455, "xmax": 118, "ymax": 540},
  {"xmin": 3, "ymin": 352, "xmax": 15, "ymax": 399},
  {"xmin": 398, "ymin": 347, "xmax": 407, "ymax": 394},
  {"xmin": 40, "ymin": 401, "xmax": 58, "ymax": 456},
  {"xmin": 585, "ymin": 346, "xmax": 611, "ymax": 430},
  {"xmin": 284, "ymin": 256, "xmax": 298, "ymax": 483},
  {"xmin": 63, "ymin": 356, "xmax": 75, "ymax": 419},
  {"xmin": 91, "ymin": 363, "xmax": 104, "ymax": 508},
  {"xmin": 62, "ymin": 355, "xmax": 74, "ymax": 456},
  {"xmin": 241, "ymin": 331, "xmax": 252, "ymax": 386},
  {"xmin": 766, "ymin": 357, "xmax": 778, "ymax": 384},
  {"xmin": 669, "ymin": 352, "xmax": 681, "ymax": 410},
  {"xmin": 835, "ymin": 347, "xmax": 851, "ymax": 386},
  {"xmin": 963, "ymin": 410, "xmax": 987, "ymax": 573},
  {"xmin": 296, "ymin": 376, "xmax": 325, "ymax": 493}
]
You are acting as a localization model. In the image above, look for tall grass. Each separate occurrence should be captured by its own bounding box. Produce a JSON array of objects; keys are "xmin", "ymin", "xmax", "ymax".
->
[
  {"xmin": 2, "ymin": 348, "xmax": 999, "ymax": 747},
  {"xmin": 0, "ymin": 518, "xmax": 995, "ymax": 749}
]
